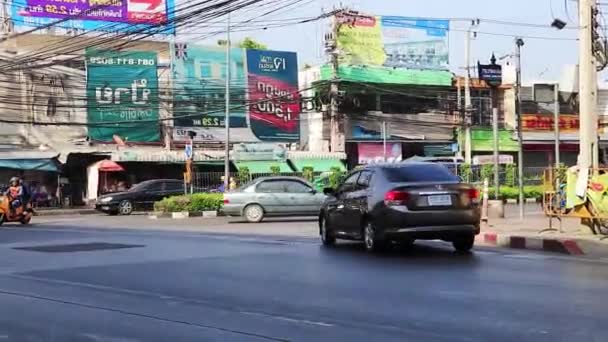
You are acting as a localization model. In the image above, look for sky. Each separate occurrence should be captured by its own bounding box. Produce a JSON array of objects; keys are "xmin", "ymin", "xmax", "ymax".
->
[{"xmin": 197, "ymin": 0, "xmax": 591, "ymax": 83}]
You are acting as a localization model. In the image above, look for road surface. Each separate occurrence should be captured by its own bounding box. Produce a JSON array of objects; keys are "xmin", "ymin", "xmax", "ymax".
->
[{"xmin": 0, "ymin": 215, "xmax": 606, "ymax": 341}]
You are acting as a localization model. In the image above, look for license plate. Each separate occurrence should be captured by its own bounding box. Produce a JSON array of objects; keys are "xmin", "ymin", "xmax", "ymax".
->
[{"xmin": 427, "ymin": 195, "xmax": 452, "ymax": 206}]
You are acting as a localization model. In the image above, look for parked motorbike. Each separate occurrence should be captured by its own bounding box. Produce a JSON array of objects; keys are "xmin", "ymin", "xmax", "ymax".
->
[{"xmin": 0, "ymin": 195, "xmax": 33, "ymax": 225}]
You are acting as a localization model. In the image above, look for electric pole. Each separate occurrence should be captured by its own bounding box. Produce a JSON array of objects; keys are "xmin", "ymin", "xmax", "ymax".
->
[
  {"xmin": 515, "ymin": 38, "xmax": 525, "ymax": 220},
  {"xmin": 328, "ymin": 10, "xmax": 344, "ymax": 153},
  {"xmin": 463, "ymin": 19, "xmax": 479, "ymax": 164},
  {"xmin": 579, "ymin": 0, "xmax": 607, "ymax": 170}
]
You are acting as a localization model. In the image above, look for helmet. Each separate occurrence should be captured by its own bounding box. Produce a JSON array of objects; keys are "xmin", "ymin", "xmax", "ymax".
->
[{"xmin": 9, "ymin": 177, "xmax": 19, "ymax": 185}]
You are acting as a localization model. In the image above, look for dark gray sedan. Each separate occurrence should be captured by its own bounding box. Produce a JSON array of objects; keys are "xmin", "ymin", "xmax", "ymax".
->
[{"xmin": 223, "ymin": 176, "xmax": 327, "ymax": 223}]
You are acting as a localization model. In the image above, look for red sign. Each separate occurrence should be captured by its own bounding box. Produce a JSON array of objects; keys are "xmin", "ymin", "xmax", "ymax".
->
[{"xmin": 521, "ymin": 114, "xmax": 580, "ymax": 132}]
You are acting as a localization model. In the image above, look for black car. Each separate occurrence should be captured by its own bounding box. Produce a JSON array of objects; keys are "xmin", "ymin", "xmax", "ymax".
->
[
  {"xmin": 96, "ymin": 179, "xmax": 186, "ymax": 215},
  {"xmin": 319, "ymin": 163, "xmax": 481, "ymax": 252}
]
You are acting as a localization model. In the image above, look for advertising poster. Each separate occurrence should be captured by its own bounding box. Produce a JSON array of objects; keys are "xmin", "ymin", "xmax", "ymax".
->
[
  {"xmin": 11, "ymin": 0, "xmax": 175, "ymax": 33},
  {"xmin": 337, "ymin": 13, "xmax": 449, "ymax": 70},
  {"xmin": 171, "ymin": 44, "xmax": 249, "ymax": 142},
  {"xmin": 171, "ymin": 43, "xmax": 300, "ymax": 143},
  {"xmin": 246, "ymin": 49, "xmax": 300, "ymax": 142},
  {"xmin": 358, "ymin": 143, "xmax": 402, "ymax": 164},
  {"xmin": 86, "ymin": 49, "xmax": 160, "ymax": 142}
]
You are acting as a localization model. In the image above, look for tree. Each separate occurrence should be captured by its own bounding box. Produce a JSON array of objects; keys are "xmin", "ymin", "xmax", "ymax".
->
[
  {"xmin": 238, "ymin": 37, "xmax": 268, "ymax": 50},
  {"xmin": 217, "ymin": 37, "xmax": 268, "ymax": 50}
]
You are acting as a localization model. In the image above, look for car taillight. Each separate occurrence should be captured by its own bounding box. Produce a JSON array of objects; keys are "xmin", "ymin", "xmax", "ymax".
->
[
  {"xmin": 467, "ymin": 188, "xmax": 480, "ymax": 201},
  {"xmin": 223, "ymin": 198, "xmax": 230, "ymax": 204},
  {"xmin": 384, "ymin": 190, "xmax": 409, "ymax": 206}
]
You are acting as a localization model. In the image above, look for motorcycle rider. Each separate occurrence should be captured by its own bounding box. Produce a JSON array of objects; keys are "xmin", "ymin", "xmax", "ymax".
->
[{"xmin": 4, "ymin": 177, "xmax": 24, "ymax": 216}]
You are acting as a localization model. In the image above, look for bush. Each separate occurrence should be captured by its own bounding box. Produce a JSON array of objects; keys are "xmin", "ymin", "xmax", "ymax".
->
[
  {"xmin": 459, "ymin": 163, "xmax": 472, "ymax": 183},
  {"xmin": 328, "ymin": 166, "xmax": 344, "ymax": 189},
  {"xmin": 154, "ymin": 193, "xmax": 223, "ymax": 213},
  {"xmin": 302, "ymin": 166, "xmax": 314, "ymax": 182},
  {"xmin": 237, "ymin": 167, "xmax": 251, "ymax": 185},
  {"xmin": 504, "ymin": 164, "xmax": 516, "ymax": 187},
  {"xmin": 481, "ymin": 185, "xmax": 544, "ymax": 201},
  {"xmin": 270, "ymin": 165, "xmax": 281, "ymax": 175}
]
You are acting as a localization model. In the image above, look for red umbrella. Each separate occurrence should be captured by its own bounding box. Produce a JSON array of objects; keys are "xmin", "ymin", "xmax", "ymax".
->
[{"xmin": 98, "ymin": 160, "xmax": 124, "ymax": 172}]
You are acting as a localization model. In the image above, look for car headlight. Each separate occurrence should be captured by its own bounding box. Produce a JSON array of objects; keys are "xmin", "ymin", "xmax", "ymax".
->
[{"xmin": 100, "ymin": 197, "xmax": 113, "ymax": 203}]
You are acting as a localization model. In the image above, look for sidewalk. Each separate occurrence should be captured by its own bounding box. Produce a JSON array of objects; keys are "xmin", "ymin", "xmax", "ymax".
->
[
  {"xmin": 33, "ymin": 207, "xmax": 98, "ymax": 217},
  {"xmin": 480, "ymin": 204, "xmax": 608, "ymax": 258}
]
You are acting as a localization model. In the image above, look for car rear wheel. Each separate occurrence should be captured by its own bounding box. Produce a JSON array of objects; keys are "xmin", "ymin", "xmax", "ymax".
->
[
  {"xmin": 244, "ymin": 204, "xmax": 264, "ymax": 223},
  {"xmin": 364, "ymin": 221, "xmax": 386, "ymax": 253},
  {"xmin": 452, "ymin": 235, "xmax": 475, "ymax": 253},
  {"xmin": 320, "ymin": 216, "xmax": 336, "ymax": 246},
  {"xmin": 119, "ymin": 200, "xmax": 133, "ymax": 216}
]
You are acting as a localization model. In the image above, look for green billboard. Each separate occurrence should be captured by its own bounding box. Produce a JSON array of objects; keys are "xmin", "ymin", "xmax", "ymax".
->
[{"xmin": 86, "ymin": 49, "xmax": 160, "ymax": 142}]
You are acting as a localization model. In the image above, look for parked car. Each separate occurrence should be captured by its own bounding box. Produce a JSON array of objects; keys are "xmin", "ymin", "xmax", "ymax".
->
[
  {"xmin": 96, "ymin": 179, "xmax": 187, "ymax": 215},
  {"xmin": 223, "ymin": 176, "xmax": 326, "ymax": 223},
  {"xmin": 319, "ymin": 162, "xmax": 481, "ymax": 252}
]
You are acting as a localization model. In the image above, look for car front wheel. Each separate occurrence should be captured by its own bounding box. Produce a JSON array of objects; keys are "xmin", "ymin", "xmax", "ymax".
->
[
  {"xmin": 320, "ymin": 216, "xmax": 336, "ymax": 246},
  {"xmin": 452, "ymin": 235, "xmax": 475, "ymax": 253},
  {"xmin": 118, "ymin": 200, "xmax": 133, "ymax": 216}
]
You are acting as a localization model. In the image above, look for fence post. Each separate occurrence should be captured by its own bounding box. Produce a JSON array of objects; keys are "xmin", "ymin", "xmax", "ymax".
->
[{"xmin": 481, "ymin": 178, "xmax": 489, "ymax": 225}]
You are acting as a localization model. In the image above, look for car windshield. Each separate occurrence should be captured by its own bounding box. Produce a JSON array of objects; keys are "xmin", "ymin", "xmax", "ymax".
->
[{"xmin": 382, "ymin": 164, "xmax": 460, "ymax": 183}]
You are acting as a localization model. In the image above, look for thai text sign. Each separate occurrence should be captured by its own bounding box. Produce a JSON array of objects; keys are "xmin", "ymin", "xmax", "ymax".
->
[
  {"xmin": 12, "ymin": 0, "xmax": 174, "ymax": 33},
  {"xmin": 336, "ymin": 12, "xmax": 449, "ymax": 71},
  {"xmin": 246, "ymin": 49, "xmax": 300, "ymax": 141},
  {"xmin": 86, "ymin": 49, "xmax": 160, "ymax": 142},
  {"xmin": 521, "ymin": 114, "xmax": 579, "ymax": 132}
]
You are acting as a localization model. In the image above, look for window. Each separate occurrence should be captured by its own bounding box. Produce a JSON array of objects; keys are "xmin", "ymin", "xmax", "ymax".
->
[
  {"xmin": 256, "ymin": 180, "xmax": 287, "ymax": 193},
  {"xmin": 164, "ymin": 181, "xmax": 184, "ymax": 192},
  {"xmin": 382, "ymin": 165, "xmax": 459, "ymax": 183},
  {"xmin": 343, "ymin": 172, "xmax": 360, "ymax": 185},
  {"xmin": 144, "ymin": 182, "xmax": 164, "ymax": 192},
  {"xmin": 357, "ymin": 171, "xmax": 373, "ymax": 187},
  {"xmin": 285, "ymin": 181, "xmax": 312, "ymax": 193}
]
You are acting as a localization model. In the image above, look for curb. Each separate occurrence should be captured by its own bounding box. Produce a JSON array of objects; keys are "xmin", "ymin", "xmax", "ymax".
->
[
  {"xmin": 481, "ymin": 232, "xmax": 589, "ymax": 256},
  {"xmin": 34, "ymin": 209, "xmax": 97, "ymax": 217},
  {"xmin": 149, "ymin": 211, "xmax": 218, "ymax": 220}
]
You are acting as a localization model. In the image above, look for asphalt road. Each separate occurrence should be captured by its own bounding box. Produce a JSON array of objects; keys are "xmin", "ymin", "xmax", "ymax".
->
[{"xmin": 0, "ymin": 216, "xmax": 607, "ymax": 341}]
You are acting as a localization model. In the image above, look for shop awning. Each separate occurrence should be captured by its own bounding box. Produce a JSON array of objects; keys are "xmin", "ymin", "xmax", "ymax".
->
[
  {"xmin": 234, "ymin": 161, "xmax": 293, "ymax": 174},
  {"xmin": 0, "ymin": 152, "xmax": 60, "ymax": 172},
  {"xmin": 290, "ymin": 158, "xmax": 346, "ymax": 172}
]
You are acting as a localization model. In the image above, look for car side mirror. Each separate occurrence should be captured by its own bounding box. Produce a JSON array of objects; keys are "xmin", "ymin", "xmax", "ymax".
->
[
  {"xmin": 308, "ymin": 188, "xmax": 317, "ymax": 194},
  {"xmin": 323, "ymin": 187, "xmax": 335, "ymax": 195}
]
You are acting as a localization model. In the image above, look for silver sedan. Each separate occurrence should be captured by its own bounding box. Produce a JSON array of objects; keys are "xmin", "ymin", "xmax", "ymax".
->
[{"xmin": 223, "ymin": 176, "xmax": 327, "ymax": 223}]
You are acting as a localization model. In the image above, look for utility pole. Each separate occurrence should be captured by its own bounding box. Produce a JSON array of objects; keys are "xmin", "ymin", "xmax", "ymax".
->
[
  {"xmin": 224, "ymin": 13, "xmax": 231, "ymax": 189},
  {"xmin": 328, "ymin": 12, "xmax": 343, "ymax": 153},
  {"xmin": 554, "ymin": 83, "xmax": 560, "ymax": 169},
  {"xmin": 579, "ymin": 0, "xmax": 599, "ymax": 171},
  {"xmin": 463, "ymin": 19, "xmax": 479, "ymax": 164},
  {"xmin": 515, "ymin": 38, "xmax": 525, "ymax": 220}
]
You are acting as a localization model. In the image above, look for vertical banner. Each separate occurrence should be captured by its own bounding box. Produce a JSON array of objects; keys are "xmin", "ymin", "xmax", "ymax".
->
[
  {"xmin": 246, "ymin": 49, "xmax": 300, "ymax": 141},
  {"xmin": 86, "ymin": 49, "xmax": 160, "ymax": 142}
]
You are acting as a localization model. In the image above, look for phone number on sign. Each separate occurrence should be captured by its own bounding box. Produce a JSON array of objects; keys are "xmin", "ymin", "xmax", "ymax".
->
[{"xmin": 88, "ymin": 57, "xmax": 156, "ymax": 66}]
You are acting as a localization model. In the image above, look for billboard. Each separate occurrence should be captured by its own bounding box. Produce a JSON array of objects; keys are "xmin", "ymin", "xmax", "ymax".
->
[
  {"xmin": 11, "ymin": 0, "xmax": 175, "ymax": 33},
  {"xmin": 336, "ymin": 12, "xmax": 449, "ymax": 73},
  {"xmin": 358, "ymin": 142, "xmax": 402, "ymax": 164},
  {"xmin": 171, "ymin": 43, "xmax": 300, "ymax": 143},
  {"xmin": 246, "ymin": 49, "xmax": 300, "ymax": 141},
  {"xmin": 86, "ymin": 49, "xmax": 160, "ymax": 142}
]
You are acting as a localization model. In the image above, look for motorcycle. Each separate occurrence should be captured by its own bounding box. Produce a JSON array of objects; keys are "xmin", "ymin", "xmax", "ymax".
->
[{"xmin": 0, "ymin": 195, "xmax": 33, "ymax": 225}]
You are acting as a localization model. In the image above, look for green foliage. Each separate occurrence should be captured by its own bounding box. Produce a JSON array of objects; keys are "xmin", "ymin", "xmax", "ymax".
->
[
  {"xmin": 504, "ymin": 164, "xmax": 516, "ymax": 187},
  {"xmin": 239, "ymin": 37, "xmax": 268, "ymax": 50},
  {"xmin": 480, "ymin": 164, "xmax": 494, "ymax": 184},
  {"xmin": 302, "ymin": 166, "xmax": 314, "ymax": 182},
  {"xmin": 154, "ymin": 193, "xmax": 224, "ymax": 213},
  {"xmin": 556, "ymin": 163, "xmax": 567, "ymax": 183},
  {"xmin": 459, "ymin": 163, "xmax": 472, "ymax": 182},
  {"xmin": 482, "ymin": 185, "xmax": 544, "ymax": 201},
  {"xmin": 237, "ymin": 167, "xmax": 251, "ymax": 185},
  {"xmin": 270, "ymin": 165, "xmax": 281, "ymax": 175},
  {"xmin": 328, "ymin": 166, "xmax": 344, "ymax": 189}
]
